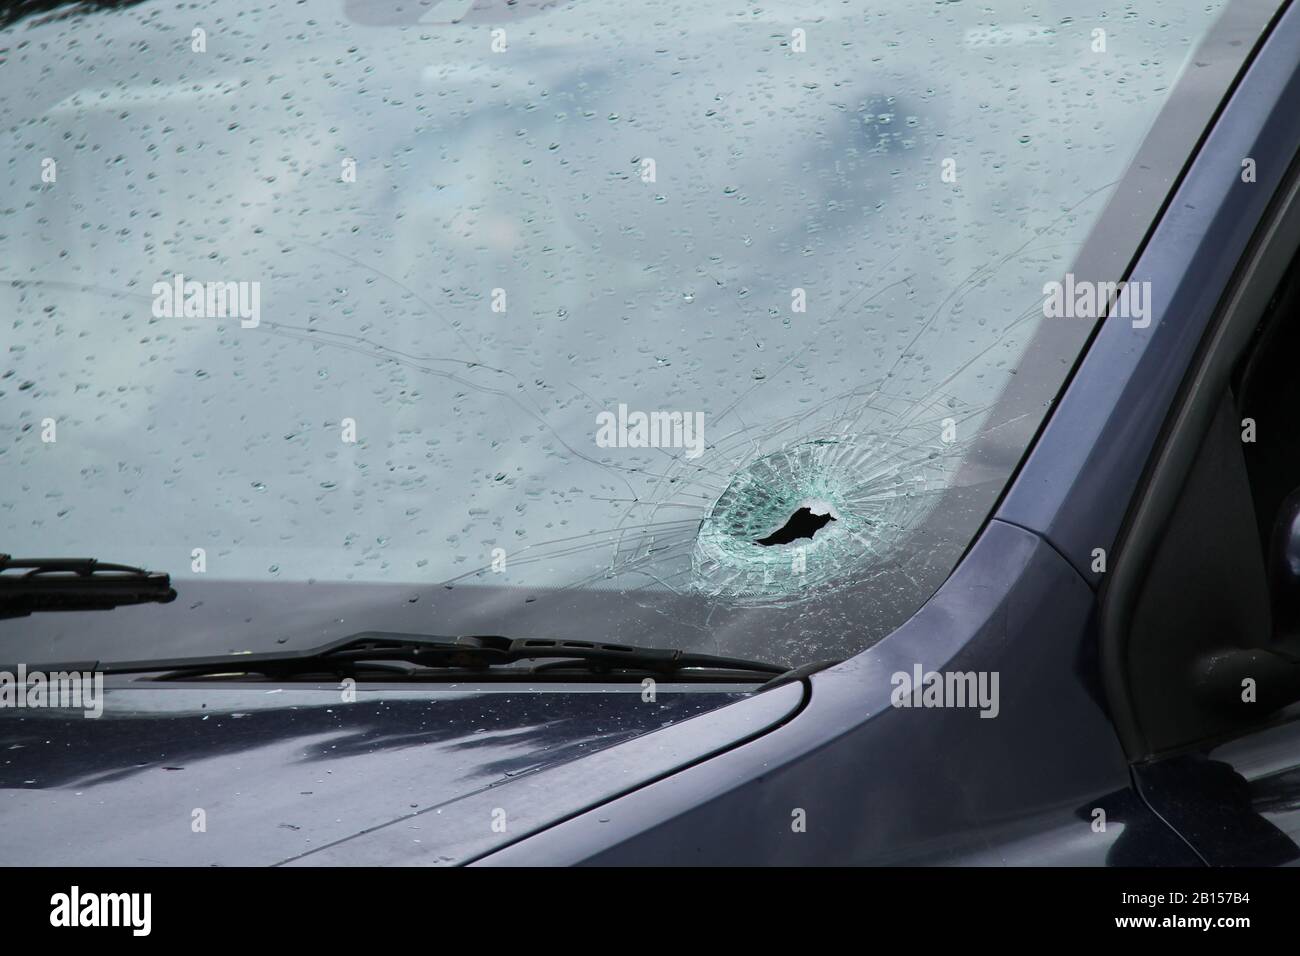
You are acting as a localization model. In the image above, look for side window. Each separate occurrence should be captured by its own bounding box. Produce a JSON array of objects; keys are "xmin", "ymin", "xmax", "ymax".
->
[
  {"xmin": 1236, "ymin": 268, "xmax": 1300, "ymax": 633},
  {"xmin": 1121, "ymin": 389, "xmax": 1272, "ymax": 753},
  {"xmin": 1112, "ymin": 253, "xmax": 1300, "ymax": 865},
  {"xmin": 1113, "ymin": 251, "xmax": 1300, "ymax": 758}
]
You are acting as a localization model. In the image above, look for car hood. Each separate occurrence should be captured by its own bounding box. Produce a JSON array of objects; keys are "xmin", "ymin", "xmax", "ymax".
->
[{"xmin": 0, "ymin": 681, "xmax": 755, "ymax": 865}]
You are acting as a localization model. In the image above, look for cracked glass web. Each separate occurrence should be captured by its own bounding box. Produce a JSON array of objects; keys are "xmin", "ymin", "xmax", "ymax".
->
[{"xmin": 0, "ymin": 0, "xmax": 1228, "ymax": 665}]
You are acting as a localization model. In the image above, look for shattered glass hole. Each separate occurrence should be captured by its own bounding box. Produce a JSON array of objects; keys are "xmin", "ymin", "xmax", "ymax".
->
[
  {"xmin": 691, "ymin": 436, "xmax": 949, "ymax": 606},
  {"xmin": 754, "ymin": 502, "xmax": 837, "ymax": 546}
]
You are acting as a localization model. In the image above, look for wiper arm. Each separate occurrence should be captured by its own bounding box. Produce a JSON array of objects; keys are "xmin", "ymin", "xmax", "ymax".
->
[
  {"xmin": 79, "ymin": 632, "xmax": 793, "ymax": 681},
  {"xmin": 0, "ymin": 554, "xmax": 177, "ymax": 620}
]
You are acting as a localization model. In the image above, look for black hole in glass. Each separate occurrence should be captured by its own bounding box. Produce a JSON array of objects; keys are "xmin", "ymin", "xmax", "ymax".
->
[{"xmin": 754, "ymin": 508, "xmax": 835, "ymax": 546}]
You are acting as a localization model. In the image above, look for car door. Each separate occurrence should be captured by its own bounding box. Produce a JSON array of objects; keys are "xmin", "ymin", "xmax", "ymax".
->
[{"xmin": 1100, "ymin": 107, "xmax": 1300, "ymax": 865}]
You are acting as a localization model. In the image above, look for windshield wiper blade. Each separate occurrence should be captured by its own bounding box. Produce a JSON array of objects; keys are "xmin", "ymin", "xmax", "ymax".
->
[
  {"xmin": 80, "ymin": 632, "xmax": 792, "ymax": 681},
  {"xmin": 0, "ymin": 554, "xmax": 177, "ymax": 620}
]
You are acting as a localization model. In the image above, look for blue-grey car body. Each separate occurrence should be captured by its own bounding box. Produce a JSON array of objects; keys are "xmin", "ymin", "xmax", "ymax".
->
[{"xmin": 2, "ymin": 0, "xmax": 1300, "ymax": 866}]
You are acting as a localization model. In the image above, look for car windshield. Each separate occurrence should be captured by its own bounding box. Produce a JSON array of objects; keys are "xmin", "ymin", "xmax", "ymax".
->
[{"xmin": 0, "ymin": 0, "xmax": 1245, "ymax": 668}]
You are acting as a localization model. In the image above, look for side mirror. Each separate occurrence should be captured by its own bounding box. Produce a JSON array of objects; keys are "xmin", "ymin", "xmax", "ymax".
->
[
  {"xmin": 1195, "ymin": 646, "xmax": 1300, "ymax": 715},
  {"xmin": 1194, "ymin": 490, "xmax": 1300, "ymax": 715}
]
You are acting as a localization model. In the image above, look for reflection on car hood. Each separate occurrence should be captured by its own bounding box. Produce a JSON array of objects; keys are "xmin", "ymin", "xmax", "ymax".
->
[{"xmin": 0, "ymin": 683, "xmax": 747, "ymax": 866}]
